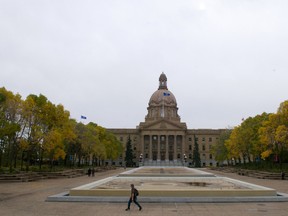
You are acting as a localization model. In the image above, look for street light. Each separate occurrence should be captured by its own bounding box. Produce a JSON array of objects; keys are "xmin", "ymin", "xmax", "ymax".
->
[{"xmin": 183, "ymin": 154, "xmax": 187, "ymax": 163}]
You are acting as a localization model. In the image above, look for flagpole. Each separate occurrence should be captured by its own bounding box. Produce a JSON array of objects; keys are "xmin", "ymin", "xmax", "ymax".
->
[
  {"xmin": 162, "ymin": 92, "xmax": 170, "ymax": 118},
  {"xmin": 162, "ymin": 92, "xmax": 164, "ymax": 118}
]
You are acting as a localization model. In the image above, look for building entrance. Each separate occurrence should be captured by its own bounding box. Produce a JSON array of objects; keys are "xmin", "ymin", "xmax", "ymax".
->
[{"xmin": 169, "ymin": 153, "xmax": 173, "ymax": 161}]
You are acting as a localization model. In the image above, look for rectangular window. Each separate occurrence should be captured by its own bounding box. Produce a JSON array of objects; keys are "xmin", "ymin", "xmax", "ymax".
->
[
  {"xmin": 202, "ymin": 137, "xmax": 205, "ymax": 142},
  {"xmin": 188, "ymin": 137, "xmax": 192, "ymax": 141},
  {"xmin": 189, "ymin": 145, "xmax": 192, "ymax": 150},
  {"xmin": 209, "ymin": 137, "xmax": 212, "ymax": 142}
]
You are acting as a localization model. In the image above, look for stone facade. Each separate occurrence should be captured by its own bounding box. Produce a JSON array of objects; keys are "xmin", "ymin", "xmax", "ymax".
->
[{"xmin": 107, "ymin": 73, "xmax": 223, "ymax": 167}]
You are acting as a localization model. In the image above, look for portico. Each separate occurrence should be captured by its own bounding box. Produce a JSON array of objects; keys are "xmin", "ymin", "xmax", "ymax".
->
[{"xmin": 141, "ymin": 133, "xmax": 184, "ymax": 162}]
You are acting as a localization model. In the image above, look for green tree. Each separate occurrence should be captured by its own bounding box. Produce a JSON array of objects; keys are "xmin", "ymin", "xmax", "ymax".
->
[
  {"xmin": 20, "ymin": 94, "xmax": 73, "ymax": 170},
  {"xmin": 211, "ymin": 129, "xmax": 231, "ymax": 165},
  {"xmin": 94, "ymin": 125, "xmax": 107, "ymax": 166},
  {"xmin": 125, "ymin": 136, "xmax": 134, "ymax": 167},
  {"xmin": 103, "ymin": 131, "xmax": 123, "ymax": 164},
  {"xmin": 21, "ymin": 94, "xmax": 48, "ymax": 171},
  {"xmin": 192, "ymin": 135, "xmax": 201, "ymax": 167},
  {"xmin": 0, "ymin": 87, "xmax": 22, "ymax": 172}
]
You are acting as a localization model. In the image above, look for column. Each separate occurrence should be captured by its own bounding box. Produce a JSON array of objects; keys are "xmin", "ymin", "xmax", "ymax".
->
[
  {"xmin": 165, "ymin": 135, "xmax": 169, "ymax": 161},
  {"xmin": 149, "ymin": 135, "xmax": 152, "ymax": 162},
  {"xmin": 141, "ymin": 135, "xmax": 144, "ymax": 160},
  {"xmin": 173, "ymin": 135, "xmax": 177, "ymax": 162},
  {"xmin": 157, "ymin": 135, "xmax": 160, "ymax": 161},
  {"xmin": 181, "ymin": 135, "xmax": 185, "ymax": 159}
]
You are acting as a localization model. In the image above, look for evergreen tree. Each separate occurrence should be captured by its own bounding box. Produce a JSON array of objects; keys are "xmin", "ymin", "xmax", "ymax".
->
[
  {"xmin": 125, "ymin": 136, "xmax": 134, "ymax": 167},
  {"xmin": 192, "ymin": 135, "xmax": 201, "ymax": 167}
]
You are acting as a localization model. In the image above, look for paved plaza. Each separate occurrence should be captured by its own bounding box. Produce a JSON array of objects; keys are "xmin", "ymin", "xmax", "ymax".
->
[{"xmin": 0, "ymin": 168, "xmax": 288, "ymax": 216}]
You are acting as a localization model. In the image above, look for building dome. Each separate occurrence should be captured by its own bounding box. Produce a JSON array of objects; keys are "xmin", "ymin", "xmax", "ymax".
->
[
  {"xmin": 149, "ymin": 89, "xmax": 177, "ymax": 107},
  {"xmin": 145, "ymin": 73, "xmax": 180, "ymax": 121},
  {"xmin": 149, "ymin": 72, "xmax": 177, "ymax": 106}
]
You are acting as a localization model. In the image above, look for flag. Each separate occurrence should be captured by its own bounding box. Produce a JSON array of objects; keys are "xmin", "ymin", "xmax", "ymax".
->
[
  {"xmin": 81, "ymin": 115, "xmax": 87, "ymax": 119},
  {"xmin": 163, "ymin": 92, "xmax": 170, "ymax": 96}
]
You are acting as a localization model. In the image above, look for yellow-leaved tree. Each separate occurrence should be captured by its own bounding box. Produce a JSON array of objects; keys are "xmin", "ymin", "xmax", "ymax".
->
[{"xmin": 259, "ymin": 101, "xmax": 288, "ymax": 168}]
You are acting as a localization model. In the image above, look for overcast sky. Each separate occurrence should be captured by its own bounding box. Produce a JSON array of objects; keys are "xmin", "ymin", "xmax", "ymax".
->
[{"xmin": 1, "ymin": 0, "xmax": 288, "ymax": 129}]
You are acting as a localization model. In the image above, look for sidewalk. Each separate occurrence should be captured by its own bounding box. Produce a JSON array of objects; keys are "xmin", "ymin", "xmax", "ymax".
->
[{"xmin": 0, "ymin": 168, "xmax": 287, "ymax": 216}]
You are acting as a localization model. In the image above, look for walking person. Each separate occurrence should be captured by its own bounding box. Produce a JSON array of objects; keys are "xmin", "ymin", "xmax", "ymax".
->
[
  {"xmin": 87, "ymin": 168, "xmax": 91, "ymax": 177},
  {"xmin": 91, "ymin": 167, "xmax": 95, "ymax": 177},
  {"xmin": 125, "ymin": 184, "xmax": 142, "ymax": 211}
]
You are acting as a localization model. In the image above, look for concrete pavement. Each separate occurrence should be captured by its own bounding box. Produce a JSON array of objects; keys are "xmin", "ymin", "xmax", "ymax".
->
[{"xmin": 0, "ymin": 168, "xmax": 288, "ymax": 216}]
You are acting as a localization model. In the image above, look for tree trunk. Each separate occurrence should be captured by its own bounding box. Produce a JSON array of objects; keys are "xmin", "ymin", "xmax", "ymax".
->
[
  {"xmin": 20, "ymin": 151, "xmax": 24, "ymax": 171},
  {"xmin": 25, "ymin": 151, "xmax": 30, "ymax": 172}
]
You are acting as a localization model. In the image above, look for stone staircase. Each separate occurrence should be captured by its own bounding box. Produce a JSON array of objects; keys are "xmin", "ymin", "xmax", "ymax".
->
[
  {"xmin": 210, "ymin": 167, "xmax": 286, "ymax": 180},
  {"xmin": 142, "ymin": 160, "xmax": 184, "ymax": 167},
  {"xmin": 0, "ymin": 172, "xmax": 46, "ymax": 182},
  {"xmin": 0, "ymin": 169, "xmax": 85, "ymax": 182},
  {"xmin": 37, "ymin": 169, "xmax": 85, "ymax": 179}
]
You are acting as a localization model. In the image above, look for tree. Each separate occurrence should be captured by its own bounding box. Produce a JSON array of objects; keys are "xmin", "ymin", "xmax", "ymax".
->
[
  {"xmin": 0, "ymin": 87, "xmax": 124, "ymax": 171},
  {"xmin": 238, "ymin": 113, "xmax": 270, "ymax": 163},
  {"xmin": 211, "ymin": 129, "xmax": 231, "ymax": 165},
  {"xmin": 225, "ymin": 126, "xmax": 241, "ymax": 164},
  {"xmin": 0, "ymin": 87, "xmax": 22, "ymax": 171},
  {"xmin": 275, "ymin": 125, "xmax": 288, "ymax": 168},
  {"xmin": 259, "ymin": 101, "xmax": 288, "ymax": 167},
  {"xmin": 103, "ymin": 131, "xmax": 123, "ymax": 164},
  {"xmin": 192, "ymin": 135, "xmax": 201, "ymax": 167},
  {"xmin": 20, "ymin": 94, "xmax": 73, "ymax": 170},
  {"xmin": 224, "ymin": 113, "xmax": 270, "ymax": 165},
  {"xmin": 21, "ymin": 94, "xmax": 48, "ymax": 171},
  {"xmin": 40, "ymin": 103, "xmax": 73, "ymax": 169},
  {"xmin": 125, "ymin": 136, "xmax": 134, "ymax": 167}
]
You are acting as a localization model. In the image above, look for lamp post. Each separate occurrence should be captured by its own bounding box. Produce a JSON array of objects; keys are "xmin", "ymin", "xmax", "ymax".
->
[
  {"xmin": 183, "ymin": 154, "xmax": 187, "ymax": 166},
  {"xmin": 139, "ymin": 153, "xmax": 143, "ymax": 166}
]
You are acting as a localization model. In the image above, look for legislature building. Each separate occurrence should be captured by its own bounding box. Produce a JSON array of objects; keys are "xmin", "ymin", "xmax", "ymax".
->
[{"xmin": 108, "ymin": 73, "xmax": 223, "ymax": 167}]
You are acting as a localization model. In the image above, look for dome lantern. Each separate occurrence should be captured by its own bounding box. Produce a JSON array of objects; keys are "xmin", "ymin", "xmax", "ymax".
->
[{"xmin": 158, "ymin": 72, "xmax": 168, "ymax": 90}]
